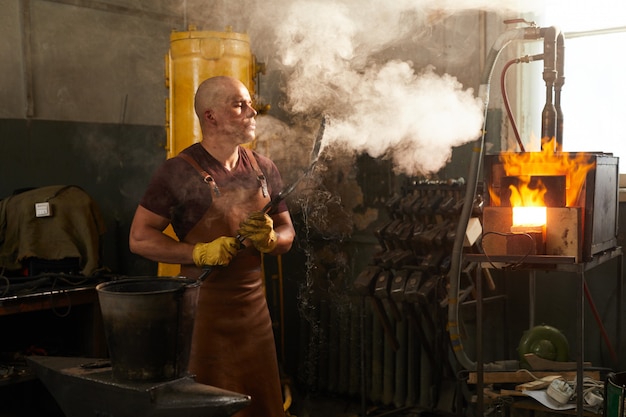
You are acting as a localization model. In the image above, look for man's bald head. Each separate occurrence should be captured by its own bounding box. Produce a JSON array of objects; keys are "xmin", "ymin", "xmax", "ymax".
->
[{"xmin": 194, "ymin": 76, "xmax": 248, "ymax": 120}]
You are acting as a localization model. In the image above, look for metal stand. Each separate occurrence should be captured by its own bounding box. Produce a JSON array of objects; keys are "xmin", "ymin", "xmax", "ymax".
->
[{"xmin": 466, "ymin": 247, "xmax": 623, "ymax": 417}]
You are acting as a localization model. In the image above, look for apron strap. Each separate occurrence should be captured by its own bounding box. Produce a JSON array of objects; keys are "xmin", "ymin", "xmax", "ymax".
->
[
  {"xmin": 178, "ymin": 148, "xmax": 269, "ymax": 199},
  {"xmin": 177, "ymin": 153, "xmax": 221, "ymax": 197}
]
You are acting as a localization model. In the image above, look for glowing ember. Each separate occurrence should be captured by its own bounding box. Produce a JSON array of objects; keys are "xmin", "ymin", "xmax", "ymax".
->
[{"xmin": 512, "ymin": 206, "xmax": 546, "ymax": 227}]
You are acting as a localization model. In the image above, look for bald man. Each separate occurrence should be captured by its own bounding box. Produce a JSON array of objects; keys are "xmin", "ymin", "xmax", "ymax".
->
[{"xmin": 130, "ymin": 76, "xmax": 295, "ymax": 417}]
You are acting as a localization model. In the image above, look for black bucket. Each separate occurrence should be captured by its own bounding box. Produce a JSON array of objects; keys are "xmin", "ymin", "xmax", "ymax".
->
[
  {"xmin": 606, "ymin": 372, "xmax": 626, "ymax": 417},
  {"xmin": 96, "ymin": 277, "xmax": 200, "ymax": 382}
]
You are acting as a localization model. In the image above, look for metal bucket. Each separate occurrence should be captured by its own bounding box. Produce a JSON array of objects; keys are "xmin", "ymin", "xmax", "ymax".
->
[
  {"xmin": 606, "ymin": 372, "xmax": 626, "ymax": 417},
  {"xmin": 96, "ymin": 277, "xmax": 200, "ymax": 381}
]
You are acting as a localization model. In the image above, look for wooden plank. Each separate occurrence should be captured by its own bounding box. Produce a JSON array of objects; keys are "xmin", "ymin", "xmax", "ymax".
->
[
  {"xmin": 500, "ymin": 389, "xmax": 528, "ymax": 397},
  {"xmin": 523, "ymin": 353, "xmax": 591, "ymax": 371},
  {"xmin": 516, "ymin": 375, "xmax": 562, "ymax": 391},
  {"xmin": 467, "ymin": 370, "xmax": 600, "ymax": 385}
]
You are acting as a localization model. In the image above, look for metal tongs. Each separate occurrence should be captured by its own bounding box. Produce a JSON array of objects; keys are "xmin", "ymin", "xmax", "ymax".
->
[
  {"xmin": 199, "ymin": 115, "xmax": 328, "ymax": 281},
  {"xmin": 260, "ymin": 114, "xmax": 327, "ymax": 214}
]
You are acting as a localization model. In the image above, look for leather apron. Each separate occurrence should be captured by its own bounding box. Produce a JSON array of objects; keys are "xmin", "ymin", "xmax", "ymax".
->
[{"xmin": 179, "ymin": 149, "xmax": 284, "ymax": 417}]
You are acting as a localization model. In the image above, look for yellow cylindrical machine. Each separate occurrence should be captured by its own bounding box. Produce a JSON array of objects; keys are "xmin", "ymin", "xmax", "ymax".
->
[
  {"xmin": 165, "ymin": 25, "xmax": 262, "ymax": 159},
  {"xmin": 160, "ymin": 26, "xmax": 263, "ymax": 276}
]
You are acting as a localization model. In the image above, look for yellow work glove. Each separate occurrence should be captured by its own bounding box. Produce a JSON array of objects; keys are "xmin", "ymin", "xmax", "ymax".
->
[
  {"xmin": 238, "ymin": 211, "xmax": 278, "ymax": 253},
  {"xmin": 192, "ymin": 237, "xmax": 239, "ymax": 267}
]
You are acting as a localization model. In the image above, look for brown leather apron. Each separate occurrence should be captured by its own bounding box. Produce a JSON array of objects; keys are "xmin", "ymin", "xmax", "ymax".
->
[{"xmin": 179, "ymin": 149, "xmax": 284, "ymax": 417}]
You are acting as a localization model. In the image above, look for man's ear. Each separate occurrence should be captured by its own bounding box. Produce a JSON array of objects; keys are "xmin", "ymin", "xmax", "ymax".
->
[{"xmin": 205, "ymin": 110, "xmax": 217, "ymax": 123}]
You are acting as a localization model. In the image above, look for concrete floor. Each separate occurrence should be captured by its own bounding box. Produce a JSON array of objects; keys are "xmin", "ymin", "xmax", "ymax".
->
[{"xmin": 289, "ymin": 394, "xmax": 427, "ymax": 417}]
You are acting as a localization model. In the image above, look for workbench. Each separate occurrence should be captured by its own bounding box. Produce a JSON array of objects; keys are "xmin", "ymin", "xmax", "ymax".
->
[
  {"xmin": 1, "ymin": 281, "xmax": 101, "ymax": 317},
  {"xmin": 0, "ymin": 279, "xmax": 107, "ymax": 388}
]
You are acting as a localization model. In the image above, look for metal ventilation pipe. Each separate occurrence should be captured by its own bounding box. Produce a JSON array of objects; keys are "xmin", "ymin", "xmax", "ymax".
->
[
  {"xmin": 555, "ymin": 31, "xmax": 565, "ymax": 148},
  {"xmin": 540, "ymin": 26, "xmax": 562, "ymax": 151}
]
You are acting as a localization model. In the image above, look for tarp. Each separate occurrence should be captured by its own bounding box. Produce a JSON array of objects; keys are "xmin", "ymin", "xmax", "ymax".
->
[{"xmin": 0, "ymin": 185, "xmax": 106, "ymax": 276}]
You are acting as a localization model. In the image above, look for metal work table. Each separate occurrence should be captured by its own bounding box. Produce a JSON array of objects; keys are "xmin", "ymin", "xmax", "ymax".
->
[
  {"xmin": 0, "ymin": 280, "xmax": 107, "ymax": 388},
  {"xmin": 0, "ymin": 282, "xmax": 101, "ymax": 316},
  {"xmin": 464, "ymin": 247, "xmax": 623, "ymax": 417}
]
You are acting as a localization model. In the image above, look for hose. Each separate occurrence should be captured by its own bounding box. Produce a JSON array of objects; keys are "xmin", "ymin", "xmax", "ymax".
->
[
  {"xmin": 446, "ymin": 26, "xmax": 542, "ymax": 371},
  {"xmin": 501, "ymin": 53, "xmax": 544, "ymax": 153},
  {"xmin": 500, "ymin": 58, "xmax": 525, "ymax": 152}
]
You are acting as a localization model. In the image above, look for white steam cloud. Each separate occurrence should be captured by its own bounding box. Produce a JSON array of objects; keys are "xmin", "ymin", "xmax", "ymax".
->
[
  {"xmin": 326, "ymin": 63, "xmax": 484, "ymax": 174},
  {"xmin": 248, "ymin": 0, "xmax": 542, "ymax": 176}
]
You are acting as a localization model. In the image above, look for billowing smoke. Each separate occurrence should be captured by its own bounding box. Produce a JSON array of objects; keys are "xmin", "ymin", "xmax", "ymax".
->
[
  {"xmin": 312, "ymin": 62, "xmax": 484, "ymax": 174},
  {"xmin": 247, "ymin": 0, "xmax": 542, "ymax": 176}
]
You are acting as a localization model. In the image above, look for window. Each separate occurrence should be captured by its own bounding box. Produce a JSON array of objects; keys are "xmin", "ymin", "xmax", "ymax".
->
[{"xmin": 519, "ymin": 0, "xmax": 626, "ymax": 169}]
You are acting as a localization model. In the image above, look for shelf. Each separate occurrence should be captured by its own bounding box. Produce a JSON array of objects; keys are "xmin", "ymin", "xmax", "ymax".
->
[
  {"xmin": 467, "ymin": 370, "xmax": 600, "ymax": 385},
  {"xmin": 0, "ymin": 282, "xmax": 102, "ymax": 317},
  {"xmin": 467, "ymin": 246, "xmax": 623, "ymax": 417},
  {"xmin": 465, "ymin": 247, "xmax": 623, "ymax": 272}
]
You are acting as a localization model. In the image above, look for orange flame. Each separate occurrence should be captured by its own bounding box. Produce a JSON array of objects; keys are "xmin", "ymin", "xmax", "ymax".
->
[
  {"xmin": 508, "ymin": 176, "xmax": 547, "ymax": 207},
  {"xmin": 490, "ymin": 137, "xmax": 595, "ymax": 208}
]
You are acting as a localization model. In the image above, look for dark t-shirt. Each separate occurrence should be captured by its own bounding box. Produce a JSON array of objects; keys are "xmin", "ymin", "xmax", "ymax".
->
[{"xmin": 139, "ymin": 143, "xmax": 286, "ymax": 240}]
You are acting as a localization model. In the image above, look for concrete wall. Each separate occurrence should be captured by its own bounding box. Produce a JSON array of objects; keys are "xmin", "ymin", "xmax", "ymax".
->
[
  {"xmin": 0, "ymin": 0, "xmax": 180, "ymax": 124},
  {"xmin": 0, "ymin": 0, "xmax": 186, "ymax": 273},
  {"xmin": 0, "ymin": 0, "xmax": 499, "ymax": 271}
]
